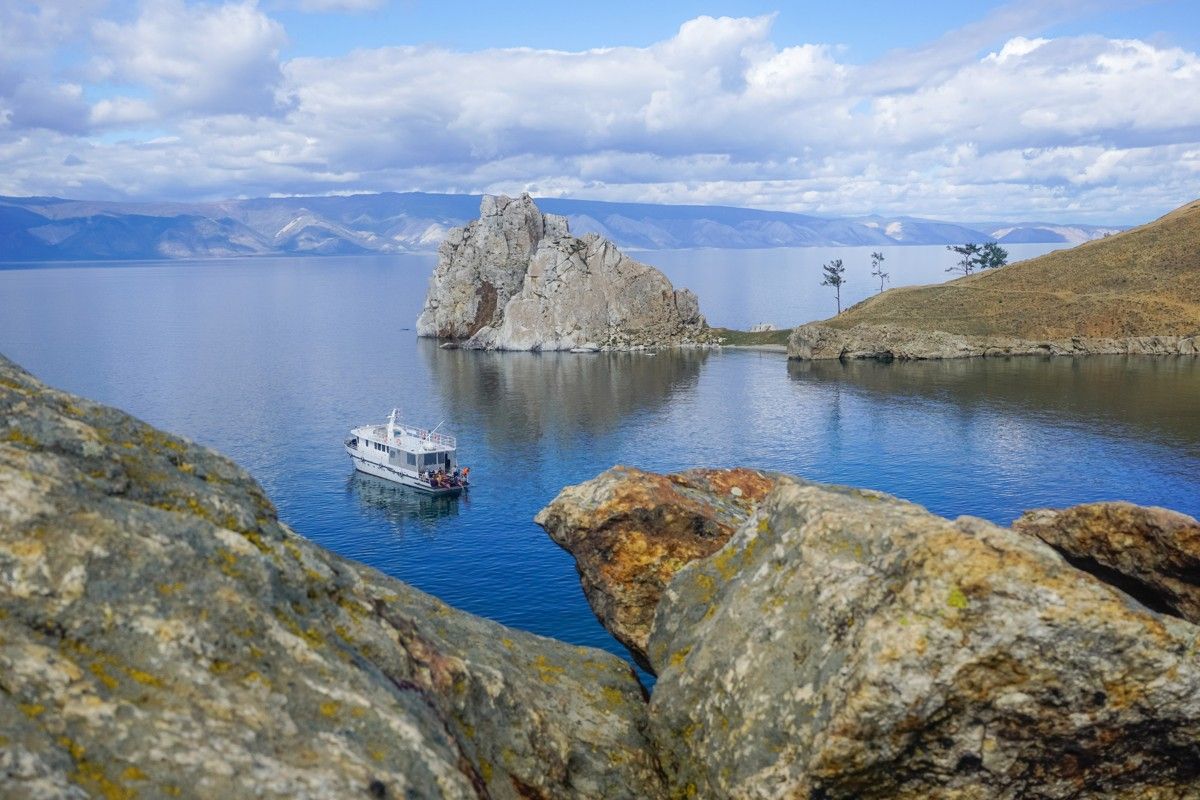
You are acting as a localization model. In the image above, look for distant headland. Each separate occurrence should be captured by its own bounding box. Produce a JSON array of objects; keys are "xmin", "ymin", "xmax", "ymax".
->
[{"xmin": 789, "ymin": 198, "xmax": 1200, "ymax": 360}]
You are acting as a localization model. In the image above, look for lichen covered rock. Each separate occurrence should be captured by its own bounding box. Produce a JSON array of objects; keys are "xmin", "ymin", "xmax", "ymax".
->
[
  {"xmin": 1015, "ymin": 501, "xmax": 1200, "ymax": 624},
  {"xmin": 0, "ymin": 355, "xmax": 666, "ymax": 800},
  {"xmin": 417, "ymin": 194, "xmax": 714, "ymax": 351},
  {"xmin": 535, "ymin": 466, "xmax": 779, "ymax": 671},
  {"xmin": 647, "ymin": 477, "xmax": 1200, "ymax": 799}
]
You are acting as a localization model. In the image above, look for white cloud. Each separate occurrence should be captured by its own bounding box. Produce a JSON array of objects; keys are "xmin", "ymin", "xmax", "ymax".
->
[
  {"xmin": 0, "ymin": 6, "xmax": 1197, "ymax": 223},
  {"xmin": 92, "ymin": 0, "xmax": 288, "ymax": 117},
  {"xmin": 90, "ymin": 97, "xmax": 158, "ymax": 128}
]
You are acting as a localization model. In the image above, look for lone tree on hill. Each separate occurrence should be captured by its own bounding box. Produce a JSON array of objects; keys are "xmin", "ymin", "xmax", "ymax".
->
[
  {"xmin": 870, "ymin": 251, "xmax": 889, "ymax": 293},
  {"xmin": 946, "ymin": 242, "xmax": 1009, "ymax": 276},
  {"xmin": 946, "ymin": 243, "xmax": 982, "ymax": 276},
  {"xmin": 821, "ymin": 258, "xmax": 847, "ymax": 315},
  {"xmin": 979, "ymin": 242, "xmax": 1009, "ymax": 270}
]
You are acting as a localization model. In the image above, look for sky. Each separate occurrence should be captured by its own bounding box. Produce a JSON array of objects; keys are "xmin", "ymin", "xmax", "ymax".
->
[{"xmin": 1, "ymin": 0, "xmax": 1198, "ymax": 223}]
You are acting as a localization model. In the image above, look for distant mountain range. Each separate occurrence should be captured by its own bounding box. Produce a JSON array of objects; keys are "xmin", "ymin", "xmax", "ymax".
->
[{"xmin": 0, "ymin": 192, "xmax": 1123, "ymax": 262}]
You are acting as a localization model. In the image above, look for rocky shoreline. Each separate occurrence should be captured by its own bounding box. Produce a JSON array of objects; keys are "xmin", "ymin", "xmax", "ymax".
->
[
  {"xmin": 788, "ymin": 322, "xmax": 1200, "ymax": 361},
  {"xmin": 542, "ymin": 467, "xmax": 1200, "ymax": 798},
  {"xmin": 5, "ymin": 354, "xmax": 1200, "ymax": 798}
]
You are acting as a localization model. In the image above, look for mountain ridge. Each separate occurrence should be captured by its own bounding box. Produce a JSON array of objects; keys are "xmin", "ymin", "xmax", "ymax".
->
[{"xmin": 0, "ymin": 191, "xmax": 1123, "ymax": 262}]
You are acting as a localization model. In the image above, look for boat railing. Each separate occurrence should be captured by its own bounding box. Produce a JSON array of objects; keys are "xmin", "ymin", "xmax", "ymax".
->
[
  {"xmin": 354, "ymin": 420, "xmax": 457, "ymax": 449},
  {"xmin": 393, "ymin": 423, "xmax": 457, "ymax": 449}
]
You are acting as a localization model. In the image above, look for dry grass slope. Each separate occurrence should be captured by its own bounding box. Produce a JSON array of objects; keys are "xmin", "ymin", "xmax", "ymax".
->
[{"xmin": 825, "ymin": 199, "xmax": 1200, "ymax": 338}]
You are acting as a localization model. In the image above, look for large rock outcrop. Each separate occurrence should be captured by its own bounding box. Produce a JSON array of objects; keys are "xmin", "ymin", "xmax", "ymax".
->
[
  {"xmin": 0, "ymin": 355, "xmax": 666, "ymax": 800},
  {"xmin": 1015, "ymin": 502, "xmax": 1200, "ymax": 624},
  {"xmin": 416, "ymin": 194, "xmax": 714, "ymax": 351},
  {"xmin": 788, "ymin": 322, "xmax": 1199, "ymax": 361},
  {"xmin": 542, "ymin": 470, "xmax": 1200, "ymax": 798},
  {"xmin": 535, "ymin": 466, "xmax": 779, "ymax": 671}
]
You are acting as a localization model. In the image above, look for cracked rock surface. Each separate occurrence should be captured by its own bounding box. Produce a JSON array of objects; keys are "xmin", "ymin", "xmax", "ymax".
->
[{"xmin": 1014, "ymin": 501, "xmax": 1200, "ymax": 624}]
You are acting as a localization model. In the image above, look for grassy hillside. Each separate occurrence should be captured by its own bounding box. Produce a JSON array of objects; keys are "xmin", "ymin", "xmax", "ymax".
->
[{"xmin": 824, "ymin": 199, "xmax": 1200, "ymax": 338}]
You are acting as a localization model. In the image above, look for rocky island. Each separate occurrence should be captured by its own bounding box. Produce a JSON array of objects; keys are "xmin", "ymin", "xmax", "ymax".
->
[
  {"xmin": 416, "ymin": 194, "xmax": 715, "ymax": 351},
  {"xmin": 789, "ymin": 198, "xmax": 1200, "ymax": 361},
  {"xmin": 5, "ymin": 354, "xmax": 1200, "ymax": 798}
]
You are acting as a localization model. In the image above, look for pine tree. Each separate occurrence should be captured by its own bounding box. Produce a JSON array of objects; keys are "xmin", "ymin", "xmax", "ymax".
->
[
  {"xmin": 946, "ymin": 243, "xmax": 982, "ymax": 276},
  {"xmin": 821, "ymin": 259, "xmax": 847, "ymax": 314},
  {"xmin": 870, "ymin": 251, "xmax": 889, "ymax": 293}
]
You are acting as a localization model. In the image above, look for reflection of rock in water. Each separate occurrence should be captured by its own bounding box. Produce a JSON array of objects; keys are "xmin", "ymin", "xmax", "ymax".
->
[
  {"xmin": 421, "ymin": 339, "xmax": 709, "ymax": 445},
  {"xmin": 348, "ymin": 471, "xmax": 461, "ymax": 534},
  {"xmin": 788, "ymin": 356, "xmax": 1200, "ymax": 452}
]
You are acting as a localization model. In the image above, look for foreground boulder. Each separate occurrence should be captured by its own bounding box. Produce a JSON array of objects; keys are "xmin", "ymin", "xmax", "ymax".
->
[
  {"xmin": 416, "ymin": 194, "xmax": 714, "ymax": 351},
  {"xmin": 788, "ymin": 322, "xmax": 1198, "ymax": 361},
  {"xmin": 536, "ymin": 466, "xmax": 779, "ymax": 671},
  {"xmin": 539, "ymin": 469, "xmax": 1200, "ymax": 798},
  {"xmin": 1015, "ymin": 502, "xmax": 1200, "ymax": 624},
  {"xmin": 647, "ymin": 478, "xmax": 1200, "ymax": 798},
  {"xmin": 0, "ymin": 355, "xmax": 665, "ymax": 800}
]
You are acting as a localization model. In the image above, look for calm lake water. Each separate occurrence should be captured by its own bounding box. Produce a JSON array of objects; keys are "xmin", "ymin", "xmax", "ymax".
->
[{"xmin": 2, "ymin": 247, "xmax": 1197, "ymax": 673}]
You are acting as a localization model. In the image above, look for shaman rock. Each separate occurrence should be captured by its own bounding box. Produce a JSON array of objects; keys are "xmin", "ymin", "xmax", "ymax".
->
[
  {"xmin": 416, "ymin": 193, "xmax": 567, "ymax": 341},
  {"xmin": 417, "ymin": 194, "xmax": 714, "ymax": 351},
  {"xmin": 535, "ymin": 466, "xmax": 779, "ymax": 671},
  {"xmin": 0, "ymin": 355, "xmax": 665, "ymax": 800},
  {"xmin": 647, "ymin": 476, "xmax": 1200, "ymax": 799},
  {"xmin": 1015, "ymin": 501, "xmax": 1200, "ymax": 624}
]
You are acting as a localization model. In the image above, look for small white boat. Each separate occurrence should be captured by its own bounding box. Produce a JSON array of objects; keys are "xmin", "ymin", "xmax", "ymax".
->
[{"xmin": 345, "ymin": 410, "xmax": 469, "ymax": 495}]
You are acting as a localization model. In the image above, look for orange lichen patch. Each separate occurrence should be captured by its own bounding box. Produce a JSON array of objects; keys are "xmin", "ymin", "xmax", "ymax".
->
[
  {"xmin": 538, "ymin": 465, "xmax": 785, "ymax": 671},
  {"xmin": 675, "ymin": 468, "xmax": 778, "ymax": 507}
]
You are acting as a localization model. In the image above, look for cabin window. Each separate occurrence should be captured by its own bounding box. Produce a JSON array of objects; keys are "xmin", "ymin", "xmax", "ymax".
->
[{"xmin": 406, "ymin": 452, "xmax": 416, "ymax": 466}]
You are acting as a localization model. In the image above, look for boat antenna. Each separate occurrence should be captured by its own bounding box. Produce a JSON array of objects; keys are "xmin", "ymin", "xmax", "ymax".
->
[{"xmin": 430, "ymin": 420, "xmax": 445, "ymax": 435}]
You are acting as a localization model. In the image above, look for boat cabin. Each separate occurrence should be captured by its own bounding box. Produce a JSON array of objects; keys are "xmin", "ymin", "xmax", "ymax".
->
[{"xmin": 345, "ymin": 409, "xmax": 462, "ymax": 488}]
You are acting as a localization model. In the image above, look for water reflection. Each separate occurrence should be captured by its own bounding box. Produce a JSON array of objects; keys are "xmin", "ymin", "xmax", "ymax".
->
[
  {"xmin": 788, "ymin": 356, "xmax": 1200, "ymax": 455},
  {"xmin": 422, "ymin": 340, "xmax": 709, "ymax": 446},
  {"xmin": 347, "ymin": 471, "xmax": 462, "ymax": 536}
]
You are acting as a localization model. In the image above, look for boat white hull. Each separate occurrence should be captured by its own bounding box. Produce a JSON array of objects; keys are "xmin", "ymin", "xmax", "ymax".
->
[{"xmin": 346, "ymin": 450, "xmax": 464, "ymax": 496}]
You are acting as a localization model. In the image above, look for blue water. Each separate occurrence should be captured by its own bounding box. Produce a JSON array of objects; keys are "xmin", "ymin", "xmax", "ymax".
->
[{"xmin": 1, "ymin": 251, "xmax": 1197, "ymax": 673}]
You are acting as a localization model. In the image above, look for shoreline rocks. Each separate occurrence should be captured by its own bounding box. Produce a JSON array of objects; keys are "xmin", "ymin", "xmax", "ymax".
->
[
  {"xmin": 0, "ymin": 355, "xmax": 666, "ymax": 800},
  {"xmin": 1015, "ymin": 502, "xmax": 1200, "ymax": 624},
  {"xmin": 788, "ymin": 322, "xmax": 1199, "ymax": 361},
  {"xmin": 535, "ymin": 466, "xmax": 780, "ymax": 671},
  {"xmin": 541, "ymin": 469, "xmax": 1200, "ymax": 798},
  {"xmin": 417, "ymin": 194, "xmax": 715, "ymax": 351}
]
